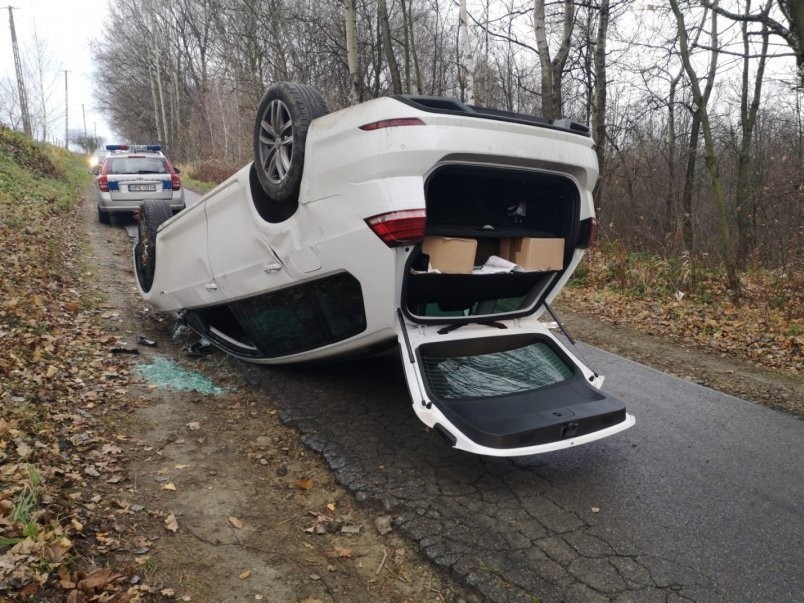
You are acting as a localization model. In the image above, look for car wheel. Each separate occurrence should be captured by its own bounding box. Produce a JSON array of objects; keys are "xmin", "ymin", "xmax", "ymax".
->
[
  {"xmin": 252, "ymin": 81, "xmax": 329, "ymax": 207},
  {"xmin": 98, "ymin": 207, "xmax": 110, "ymax": 224},
  {"xmin": 135, "ymin": 199, "xmax": 173, "ymax": 293}
]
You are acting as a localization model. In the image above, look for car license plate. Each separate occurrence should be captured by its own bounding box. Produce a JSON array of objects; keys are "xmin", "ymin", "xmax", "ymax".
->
[{"xmin": 129, "ymin": 184, "xmax": 157, "ymax": 192}]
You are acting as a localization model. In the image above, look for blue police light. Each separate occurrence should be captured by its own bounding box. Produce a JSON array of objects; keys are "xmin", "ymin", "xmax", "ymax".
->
[{"xmin": 105, "ymin": 144, "xmax": 161, "ymax": 152}]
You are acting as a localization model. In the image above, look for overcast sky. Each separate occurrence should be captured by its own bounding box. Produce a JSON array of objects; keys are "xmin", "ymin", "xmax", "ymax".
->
[{"xmin": 0, "ymin": 0, "xmax": 112, "ymax": 142}]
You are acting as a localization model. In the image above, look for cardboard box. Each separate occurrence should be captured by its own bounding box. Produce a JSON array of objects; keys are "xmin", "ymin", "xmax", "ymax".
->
[
  {"xmin": 500, "ymin": 237, "xmax": 564, "ymax": 271},
  {"xmin": 422, "ymin": 236, "xmax": 478, "ymax": 274}
]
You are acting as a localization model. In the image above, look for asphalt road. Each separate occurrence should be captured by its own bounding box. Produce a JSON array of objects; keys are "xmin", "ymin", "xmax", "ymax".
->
[{"xmin": 236, "ymin": 341, "xmax": 803, "ymax": 602}]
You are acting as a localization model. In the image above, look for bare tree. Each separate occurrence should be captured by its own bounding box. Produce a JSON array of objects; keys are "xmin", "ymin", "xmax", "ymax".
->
[
  {"xmin": 706, "ymin": 0, "xmax": 803, "ymax": 86},
  {"xmin": 533, "ymin": 0, "xmax": 575, "ymax": 119},
  {"xmin": 669, "ymin": 0, "xmax": 741, "ymax": 297},
  {"xmin": 591, "ymin": 0, "xmax": 610, "ymax": 210}
]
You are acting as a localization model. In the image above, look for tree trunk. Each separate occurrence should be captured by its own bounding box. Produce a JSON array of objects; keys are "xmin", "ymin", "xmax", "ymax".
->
[
  {"xmin": 148, "ymin": 64, "xmax": 164, "ymax": 146},
  {"xmin": 681, "ymin": 110, "xmax": 702, "ymax": 255},
  {"xmin": 734, "ymin": 2, "xmax": 770, "ymax": 268},
  {"xmin": 378, "ymin": 0, "xmax": 402, "ymax": 94},
  {"xmin": 670, "ymin": 0, "xmax": 741, "ymax": 299},
  {"xmin": 342, "ymin": 0, "xmax": 362, "ymax": 103},
  {"xmin": 459, "ymin": 0, "xmax": 475, "ymax": 105},
  {"xmin": 400, "ymin": 0, "xmax": 411, "ymax": 93},
  {"xmin": 591, "ymin": 0, "xmax": 609, "ymax": 213},
  {"xmin": 665, "ymin": 68, "xmax": 683, "ymax": 249},
  {"xmin": 533, "ymin": 0, "xmax": 574, "ymax": 119}
]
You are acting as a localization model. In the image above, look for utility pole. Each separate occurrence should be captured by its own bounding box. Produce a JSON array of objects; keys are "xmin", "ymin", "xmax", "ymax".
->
[
  {"xmin": 6, "ymin": 6, "xmax": 32, "ymax": 136},
  {"xmin": 64, "ymin": 70, "xmax": 69, "ymax": 149},
  {"xmin": 81, "ymin": 103, "xmax": 87, "ymax": 137}
]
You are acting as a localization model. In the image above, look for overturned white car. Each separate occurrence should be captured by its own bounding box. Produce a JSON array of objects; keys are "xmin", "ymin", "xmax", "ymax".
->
[{"xmin": 134, "ymin": 82, "xmax": 635, "ymax": 456}]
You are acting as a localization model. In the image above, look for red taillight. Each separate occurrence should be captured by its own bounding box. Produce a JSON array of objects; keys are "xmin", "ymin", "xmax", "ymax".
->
[
  {"xmin": 97, "ymin": 160, "xmax": 109, "ymax": 192},
  {"xmin": 587, "ymin": 217, "xmax": 598, "ymax": 247},
  {"xmin": 167, "ymin": 161, "xmax": 181, "ymax": 190},
  {"xmin": 366, "ymin": 209, "xmax": 426, "ymax": 246},
  {"xmin": 359, "ymin": 118, "xmax": 425, "ymax": 131},
  {"xmin": 579, "ymin": 217, "xmax": 597, "ymax": 248}
]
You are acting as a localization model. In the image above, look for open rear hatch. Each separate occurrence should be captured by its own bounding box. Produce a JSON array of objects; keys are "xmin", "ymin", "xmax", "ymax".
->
[
  {"xmin": 394, "ymin": 162, "xmax": 633, "ymax": 455},
  {"xmin": 395, "ymin": 318, "xmax": 634, "ymax": 455}
]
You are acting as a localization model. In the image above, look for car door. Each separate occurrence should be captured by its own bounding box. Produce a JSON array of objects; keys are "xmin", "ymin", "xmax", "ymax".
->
[
  {"xmin": 394, "ymin": 313, "xmax": 634, "ymax": 456},
  {"xmin": 204, "ymin": 175, "xmax": 295, "ymax": 301}
]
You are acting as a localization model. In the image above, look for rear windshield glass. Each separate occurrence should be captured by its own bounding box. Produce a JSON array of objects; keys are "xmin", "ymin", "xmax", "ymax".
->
[
  {"xmin": 420, "ymin": 341, "xmax": 573, "ymax": 400},
  {"xmin": 107, "ymin": 157, "xmax": 168, "ymax": 174}
]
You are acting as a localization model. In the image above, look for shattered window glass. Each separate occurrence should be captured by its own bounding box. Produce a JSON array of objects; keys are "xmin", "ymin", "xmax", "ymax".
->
[
  {"xmin": 230, "ymin": 272, "xmax": 366, "ymax": 357},
  {"xmin": 420, "ymin": 341, "xmax": 573, "ymax": 400}
]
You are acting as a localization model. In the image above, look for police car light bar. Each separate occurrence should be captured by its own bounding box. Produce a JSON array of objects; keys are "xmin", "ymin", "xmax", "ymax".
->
[{"xmin": 105, "ymin": 144, "xmax": 161, "ymax": 152}]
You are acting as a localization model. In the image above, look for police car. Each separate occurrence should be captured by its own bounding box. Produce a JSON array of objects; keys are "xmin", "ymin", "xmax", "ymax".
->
[
  {"xmin": 133, "ymin": 82, "xmax": 635, "ymax": 457},
  {"xmin": 95, "ymin": 144, "xmax": 184, "ymax": 223}
]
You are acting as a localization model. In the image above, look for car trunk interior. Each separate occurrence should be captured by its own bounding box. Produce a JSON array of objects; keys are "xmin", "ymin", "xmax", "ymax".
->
[{"xmin": 403, "ymin": 164, "xmax": 581, "ymax": 322}]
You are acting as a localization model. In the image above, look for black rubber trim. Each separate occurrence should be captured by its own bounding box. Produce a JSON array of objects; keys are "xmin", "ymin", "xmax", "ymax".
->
[
  {"xmin": 416, "ymin": 333, "xmax": 628, "ymax": 450},
  {"xmin": 184, "ymin": 310, "xmax": 263, "ymax": 359},
  {"xmin": 391, "ymin": 95, "xmax": 591, "ymax": 137}
]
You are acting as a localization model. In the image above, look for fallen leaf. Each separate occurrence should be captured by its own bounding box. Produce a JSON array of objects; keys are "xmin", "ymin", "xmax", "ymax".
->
[
  {"xmin": 186, "ymin": 422, "xmax": 201, "ymax": 431},
  {"xmin": 326, "ymin": 502, "xmax": 336, "ymax": 512},
  {"xmin": 161, "ymin": 482, "xmax": 177, "ymax": 491},
  {"xmin": 77, "ymin": 568, "xmax": 123, "ymax": 592},
  {"xmin": 228, "ymin": 516, "xmax": 243, "ymax": 529},
  {"xmin": 165, "ymin": 513, "xmax": 178, "ymax": 532},
  {"xmin": 334, "ymin": 545, "xmax": 352, "ymax": 558},
  {"xmin": 66, "ymin": 590, "xmax": 84, "ymax": 603},
  {"xmin": 16, "ymin": 441, "xmax": 33, "ymax": 459},
  {"xmin": 174, "ymin": 464, "xmax": 190, "ymax": 469},
  {"xmin": 591, "ymin": 507, "xmax": 601, "ymax": 513},
  {"xmin": 295, "ymin": 479, "xmax": 313, "ymax": 490},
  {"xmin": 238, "ymin": 570, "xmax": 251, "ymax": 580}
]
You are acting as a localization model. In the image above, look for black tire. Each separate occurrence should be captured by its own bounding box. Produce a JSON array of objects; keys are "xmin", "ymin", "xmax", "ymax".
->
[
  {"xmin": 135, "ymin": 200, "xmax": 173, "ymax": 293},
  {"xmin": 98, "ymin": 207, "xmax": 110, "ymax": 224},
  {"xmin": 252, "ymin": 81, "xmax": 329, "ymax": 208}
]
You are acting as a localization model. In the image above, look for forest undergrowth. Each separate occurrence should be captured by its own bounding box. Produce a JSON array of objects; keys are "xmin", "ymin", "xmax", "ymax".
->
[{"xmin": 563, "ymin": 242, "xmax": 804, "ymax": 375}]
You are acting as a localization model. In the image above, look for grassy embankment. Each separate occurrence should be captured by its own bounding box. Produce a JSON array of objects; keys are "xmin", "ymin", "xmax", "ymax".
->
[{"xmin": 0, "ymin": 128, "xmax": 141, "ymax": 598}]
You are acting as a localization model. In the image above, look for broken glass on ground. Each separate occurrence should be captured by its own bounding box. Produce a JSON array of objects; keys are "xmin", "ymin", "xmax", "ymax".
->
[{"xmin": 136, "ymin": 355, "xmax": 226, "ymax": 395}]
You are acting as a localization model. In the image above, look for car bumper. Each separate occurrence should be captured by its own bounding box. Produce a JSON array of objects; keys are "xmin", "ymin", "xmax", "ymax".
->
[{"xmin": 97, "ymin": 192, "xmax": 185, "ymax": 213}]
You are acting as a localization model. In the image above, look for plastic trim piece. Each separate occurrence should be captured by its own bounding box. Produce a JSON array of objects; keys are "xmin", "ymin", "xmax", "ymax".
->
[{"xmin": 391, "ymin": 95, "xmax": 591, "ymax": 137}]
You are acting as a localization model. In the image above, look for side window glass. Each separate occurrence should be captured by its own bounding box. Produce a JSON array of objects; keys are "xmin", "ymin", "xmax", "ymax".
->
[{"xmin": 230, "ymin": 273, "xmax": 366, "ymax": 357}]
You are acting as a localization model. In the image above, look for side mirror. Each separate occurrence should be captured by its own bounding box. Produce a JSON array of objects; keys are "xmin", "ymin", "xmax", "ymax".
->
[{"xmin": 174, "ymin": 167, "xmax": 181, "ymax": 174}]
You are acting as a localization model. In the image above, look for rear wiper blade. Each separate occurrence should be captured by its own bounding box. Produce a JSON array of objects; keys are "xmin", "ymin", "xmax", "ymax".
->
[
  {"xmin": 437, "ymin": 320, "xmax": 507, "ymax": 335},
  {"xmin": 137, "ymin": 170, "xmax": 162, "ymax": 174}
]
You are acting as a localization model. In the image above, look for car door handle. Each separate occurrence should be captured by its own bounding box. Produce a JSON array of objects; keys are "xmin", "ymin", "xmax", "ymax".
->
[
  {"xmin": 205, "ymin": 283, "xmax": 218, "ymax": 291},
  {"xmin": 264, "ymin": 263, "xmax": 283, "ymax": 273}
]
